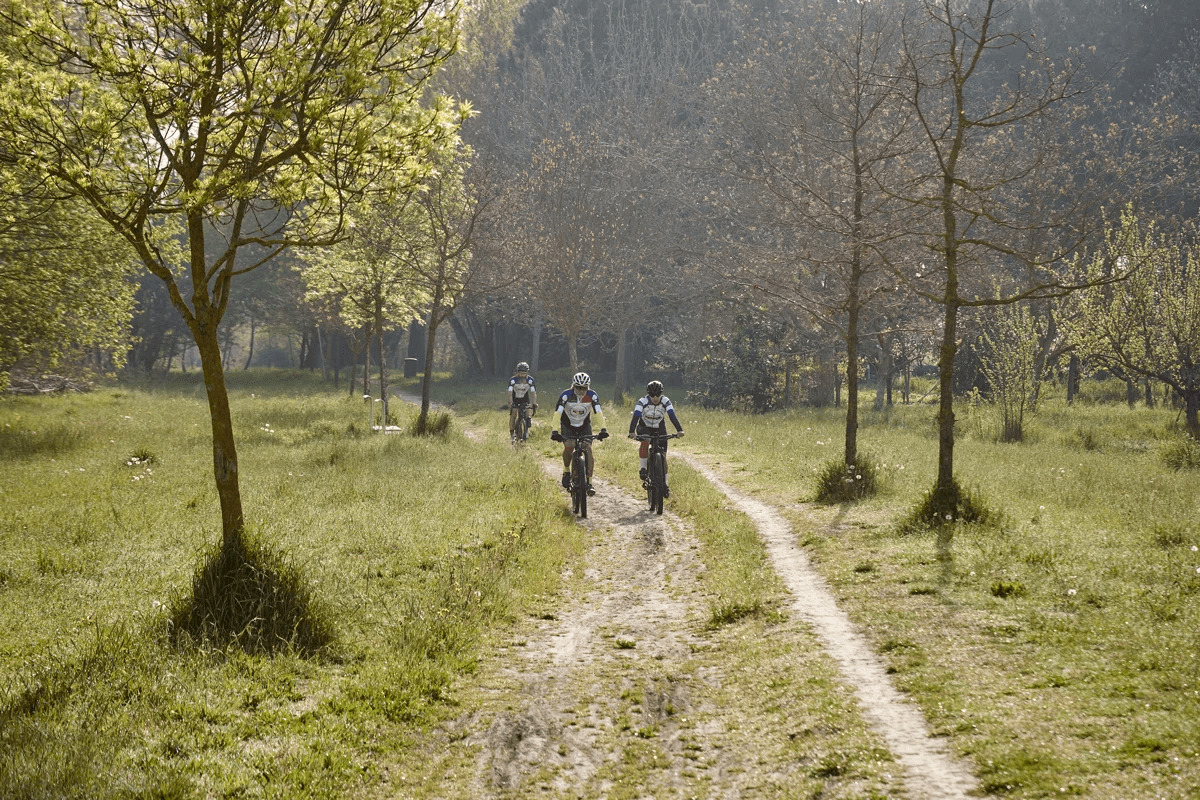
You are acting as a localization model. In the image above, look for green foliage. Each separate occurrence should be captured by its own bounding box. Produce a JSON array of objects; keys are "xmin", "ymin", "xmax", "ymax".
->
[
  {"xmin": 813, "ymin": 453, "xmax": 882, "ymax": 504},
  {"xmin": 685, "ymin": 311, "xmax": 788, "ymax": 413},
  {"xmin": 409, "ymin": 410, "xmax": 452, "ymax": 436},
  {"xmin": 979, "ymin": 301, "xmax": 1042, "ymax": 442},
  {"xmin": 0, "ymin": 195, "xmax": 136, "ymax": 387},
  {"xmin": 1070, "ymin": 207, "xmax": 1200, "ymax": 435}
]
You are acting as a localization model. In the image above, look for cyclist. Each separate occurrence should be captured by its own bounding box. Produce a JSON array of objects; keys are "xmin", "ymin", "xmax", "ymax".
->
[
  {"xmin": 507, "ymin": 361, "xmax": 538, "ymax": 442},
  {"xmin": 627, "ymin": 380, "xmax": 685, "ymax": 497},
  {"xmin": 554, "ymin": 371, "xmax": 607, "ymax": 495}
]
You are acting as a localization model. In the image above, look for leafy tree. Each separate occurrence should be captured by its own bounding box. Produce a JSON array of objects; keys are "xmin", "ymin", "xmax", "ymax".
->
[
  {"xmin": 0, "ymin": 0, "xmax": 462, "ymax": 546},
  {"xmin": 1072, "ymin": 209, "xmax": 1200, "ymax": 438},
  {"xmin": 979, "ymin": 300, "xmax": 1041, "ymax": 442},
  {"xmin": 0, "ymin": 193, "xmax": 136, "ymax": 389}
]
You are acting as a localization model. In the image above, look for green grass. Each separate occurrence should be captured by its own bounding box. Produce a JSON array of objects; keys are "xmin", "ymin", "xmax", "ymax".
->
[
  {"xmin": 0, "ymin": 369, "xmax": 585, "ymax": 798},
  {"xmin": 407, "ymin": 371, "xmax": 1200, "ymax": 799}
]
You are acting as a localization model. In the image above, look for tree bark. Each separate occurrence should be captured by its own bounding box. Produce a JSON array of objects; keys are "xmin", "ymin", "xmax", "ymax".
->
[
  {"xmin": 1066, "ymin": 354, "xmax": 1080, "ymax": 405},
  {"xmin": 195, "ymin": 320, "xmax": 243, "ymax": 547}
]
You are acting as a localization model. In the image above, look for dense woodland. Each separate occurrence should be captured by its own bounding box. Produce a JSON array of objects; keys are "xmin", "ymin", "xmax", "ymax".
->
[{"xmin": 4, "ymin": 0, "xmax": 1200, "ymax": 426}]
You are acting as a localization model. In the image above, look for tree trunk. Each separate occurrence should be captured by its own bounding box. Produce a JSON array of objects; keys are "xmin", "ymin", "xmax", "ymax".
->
[
  {"xmin": 531, "ymin": 312, "xmax": 543, "ymax": 375},
  {"xmin": 316, "ymin": 326, "xmax": 328, "ymax": 382},
  {"xmin": 1144, "ymin": 378, "xmax": 1154, "ymax": 408},
  {"xmin": 419, "ymin": 308, "xmax": 442, "ymax": 430},
  {"xmin": 195, "ymin": 321, "xmax": 244, "ymax": 547},
  {"xmin": 1126, "ymin": 377, "xmax": 1137, "ymax": 408},
  {"xmin": 376, "ymin": 298, "xmax": 388, "ymax": 428},
  {"xmin": 878, "ymin": 338, "xmax": 888, "ymax": 412},
  {"xmin": 448, "ymin": 313, "xmax": 484, "ymax": 374},
  {"xmin": 1185, "ymin": 390, "xmax": 1200, "ymax": 439},
  {"xmin": 362, "ymin": 324, "xmax": 372, "ymax": 399},
  {"xmin": 613, "ymin": 326, "xmax": 628, "ymax": 407},
  {"xmin": 844, "ymin": 298, "xmax": 860, "ymax": 468},
  {"xmin": 243, "ymin": 317, "xmax": 256, "ymax": 370},
  {"xmin": 568, "ymin": 332, "xmax": 579, "ymax": 376},
  {"xmin": 935, "ymin": 295, "xmax": 959, "ymax": 505},
  {"xmin": 1066, "ymin": 354, "xmax": 1080, "ymax": 405}
]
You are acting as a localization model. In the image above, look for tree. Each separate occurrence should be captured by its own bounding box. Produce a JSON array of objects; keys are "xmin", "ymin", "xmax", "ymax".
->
[
  {"xmin": 1073, "ymin": 209, "xmax": 1200, "ymax": 438},
  {"xmin": 894, "ymin": 0, "xmax": 1098, "ymax": 524},
  {"xmin": 0, "ymin": 192, "xmax": 136, "ymax": 390},
  {"xmin": 702, "ymin": 0, "xmax": 912, "ymax": 473},
  {"xmin": 0, "ymin": 0, "xmax": 462, "ymax": 546}
]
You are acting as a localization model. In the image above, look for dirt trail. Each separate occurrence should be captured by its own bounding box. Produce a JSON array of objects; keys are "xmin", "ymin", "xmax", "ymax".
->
[
  {"xmin": 676, "ymin": 453, "xmax": 981, "ymax": 800},
  {"xmin": 386, "ymin": 394, "xmax": 981, "ymax": 798}
]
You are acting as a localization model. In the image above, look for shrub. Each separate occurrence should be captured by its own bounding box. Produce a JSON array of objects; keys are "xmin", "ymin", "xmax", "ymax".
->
[
  {"xmin": 899, "ymin": 478, "xmax": 1002, "ymax": 533},
  {"xmin": 1160, "ymin": 436, "xmax": 1200, "ymax": 470},
  {"xmin": 409, "ymin": 411, "xmax": 451, "ymax": 437},
  {"xmin": 168, "ymin": 530, "xmax": 335, "ymax": 656},
  {"xmin": 813, "ymin": 453, "xmax": 881, "ymax": 504}
]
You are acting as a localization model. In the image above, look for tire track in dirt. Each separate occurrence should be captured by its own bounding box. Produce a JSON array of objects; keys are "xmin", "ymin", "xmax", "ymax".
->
[{"xmin": 676, "ymin": 452, "xmax": 983, "ymax": 800}]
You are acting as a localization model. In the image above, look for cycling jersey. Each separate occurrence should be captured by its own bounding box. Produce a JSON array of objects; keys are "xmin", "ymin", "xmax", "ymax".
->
[
  {"xmin": 556, "ymin": 388, "xmax": 602, "ymax": 429},
  {"xmin": 629, "ymin": 394, "xmax": 683, "ymax": 434},
  {"xmin": 508, "ymin": 374, "xmax": 535, "ymax": 404}
]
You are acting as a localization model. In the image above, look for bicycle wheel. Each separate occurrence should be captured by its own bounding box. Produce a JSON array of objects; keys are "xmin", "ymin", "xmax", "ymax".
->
[
  {"xmin": 648, "ymin": 453, "xmax": 665, "ymax": 515},
  {"xmin": 572, "ymin": 452, "xmax": 588, "ymax": 518},
  {"xmin": 518, "ymin": 413, "xmax": 531, "ymax": 442}
]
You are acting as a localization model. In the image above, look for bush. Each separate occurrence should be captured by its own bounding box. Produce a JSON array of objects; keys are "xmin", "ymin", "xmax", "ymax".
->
[
  {"xmin": 899, "ymin": 477, "xmax": 1002, "ymax": 533},
  {"xmin": 1160, "ymin": 436, "xmax": 1200, "ymax": 470},
  {"xmin": 813, "ymin": 453, "xmax": 881, "ymax": 504},
  {"xmin": 409, "ymin": 411, "xmax": 451, "ymax": 437},
  {"xmin": 168, "ymin": 530, "xmax": 335, "ymax": 656}
]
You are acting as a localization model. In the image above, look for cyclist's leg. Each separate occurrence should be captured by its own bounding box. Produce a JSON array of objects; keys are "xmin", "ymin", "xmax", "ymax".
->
[
  {"xmin": 509, "ymin": 406, "xmax": 518, "ymax": 437},
  {"xmin": 562, "ymin": 437, "xmax": 573, "ymax": 487}
]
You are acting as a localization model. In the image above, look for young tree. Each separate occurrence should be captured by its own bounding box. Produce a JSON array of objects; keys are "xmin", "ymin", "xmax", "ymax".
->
[
  {"xmin": 0, "ymin": 0, "xmax": 462, "ymax": 546},
  {"xmin": 1072, "ymin": 209, "xmax": 1200, "ymax": 438},
  {"xmin": 894, "ymin": 0, "xmax": 1097, "ymax": 523}
]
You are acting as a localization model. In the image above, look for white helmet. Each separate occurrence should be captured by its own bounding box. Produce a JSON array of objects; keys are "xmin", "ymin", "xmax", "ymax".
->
[{"xmin": 572, "ymin": 372, "xmax": 591, "ymax": 388}]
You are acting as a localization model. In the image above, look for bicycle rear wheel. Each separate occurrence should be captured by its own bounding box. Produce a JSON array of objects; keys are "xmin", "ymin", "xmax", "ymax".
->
[
  {"xmin": 648, "ymin": 453, "xmax": 665, "ymax": 515},
  {"xmin": 518, "ymin": 414, "xmax": 531, "ymax": 442}
]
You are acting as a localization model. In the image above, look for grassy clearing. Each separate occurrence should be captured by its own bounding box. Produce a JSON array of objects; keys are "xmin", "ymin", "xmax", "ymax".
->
[
  {"xmin": 0, "ymin": 370, "xmax": 585, "ymax": 798},
  {"xmin": 410, "ymin": 371, "xmax": 1200, "ymax": 798}
]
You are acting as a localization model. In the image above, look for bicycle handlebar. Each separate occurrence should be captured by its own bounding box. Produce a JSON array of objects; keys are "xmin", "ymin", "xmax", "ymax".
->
[
  {"xmin": 634, "ymin": 432, "xmax": 682, "ymax": 441},
  {"xmin": 552, "ymin": 429, "xmax": 608, "ymax": 443}
]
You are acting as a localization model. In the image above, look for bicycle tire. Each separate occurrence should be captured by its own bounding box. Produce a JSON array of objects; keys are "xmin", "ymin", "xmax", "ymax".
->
[
  {"xmin": 572, "ymin": 450, "xmax": 588, "ymax": 518},
  {"xmin": 649, "ymin": 453, "xmax": 665, "ymax": 515},
  {"xmin": 518, "ymin": 414, "xmax": 530, "ymax": 442}
]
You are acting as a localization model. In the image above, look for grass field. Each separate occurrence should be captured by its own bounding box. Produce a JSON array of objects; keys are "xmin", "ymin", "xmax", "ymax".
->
[
  {"xmin": 2, "ymin": 368, "xmax": 1198, "ymax": 798},
  {"xmin": 411, "ymin": 369, "xmax": 1200, "ymax": 798}
]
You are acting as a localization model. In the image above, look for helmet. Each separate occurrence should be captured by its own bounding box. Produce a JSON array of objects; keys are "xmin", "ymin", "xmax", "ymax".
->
[
  {"xmin": 572, "ymin": 372, "xmax": 591, "ymax": 388},
  {"xmin": 646, "ymin": 380, "xmax": 664, "ymax": 397},
  {"xmin": 516, "ymin": 361, "xmax": 530, "ymax": 372}
]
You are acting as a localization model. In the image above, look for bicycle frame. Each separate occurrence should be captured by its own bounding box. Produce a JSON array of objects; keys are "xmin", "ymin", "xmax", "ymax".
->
[{"xmin": 636, "ymin": 432, "xmax": 680, "ymax": 515}]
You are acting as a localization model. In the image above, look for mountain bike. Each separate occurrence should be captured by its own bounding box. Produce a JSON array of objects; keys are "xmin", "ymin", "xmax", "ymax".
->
[
  {"xmin": 636, "ymin": 432, "xmax": 681, "ymax": 515},
  {"xmin": 551, "ymin": 429, "xmax": 608, "ymax": 518},
  {"xmin": 512, "ymin": 404, "xmax": 534, "ymax": 444}
]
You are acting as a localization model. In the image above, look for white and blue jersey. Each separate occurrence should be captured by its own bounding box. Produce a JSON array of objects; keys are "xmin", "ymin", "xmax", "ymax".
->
[
  {"xmin": 556, "ymin": 388, "xmax": 602, "ymax": 430},
  {"xmin": 629, "ymin": 395, "xmax": 683, "ymax": 434},
  {"xmin": 508, "ymin": 374, "xmax": 535, "ymax": 404}
]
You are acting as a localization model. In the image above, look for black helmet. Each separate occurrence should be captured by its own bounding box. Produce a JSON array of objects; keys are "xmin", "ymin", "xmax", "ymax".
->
[{"xmin": 646, "ymin": 380, "xmax": 664, "ymax": 397}]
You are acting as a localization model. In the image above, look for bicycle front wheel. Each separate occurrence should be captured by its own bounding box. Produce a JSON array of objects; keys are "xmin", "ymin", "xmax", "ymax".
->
[
  {"xmin": 572, "ymin": 452, "xmax": 588, "ymax": 518},
  {"xmin": 648, "ymin": 453, "xmax": 665, "ymax": 515}
]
